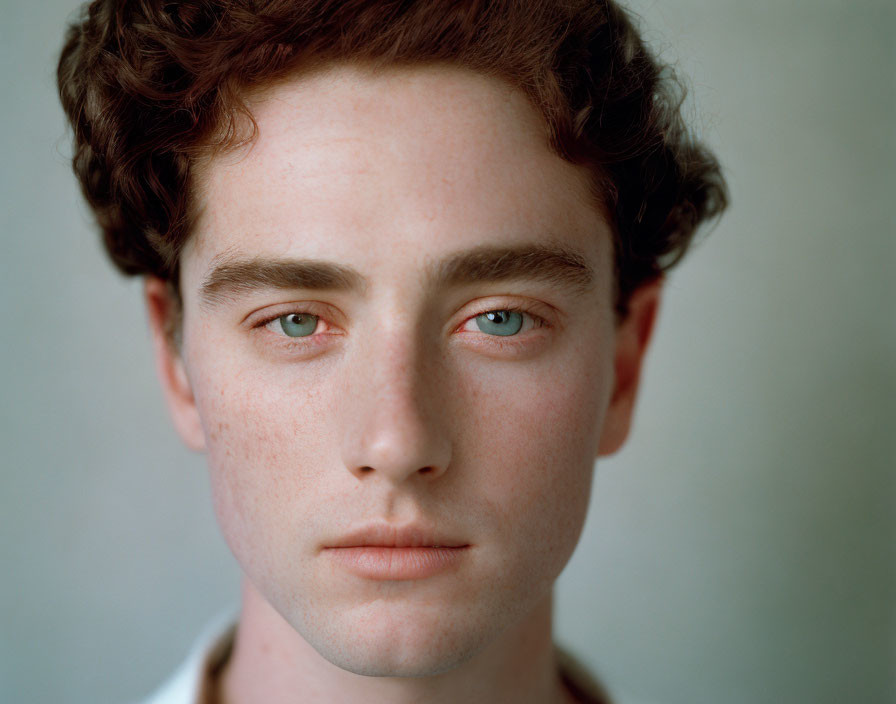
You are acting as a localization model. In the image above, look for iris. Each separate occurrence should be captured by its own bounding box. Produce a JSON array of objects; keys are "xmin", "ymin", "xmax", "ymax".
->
[
  {"xmin": 279, "ymin": 313, "xmax": 318, "ymax": 338},
  {"xmin": 475, "ymin": 310, "xmax": 523, "ymax": 336}
]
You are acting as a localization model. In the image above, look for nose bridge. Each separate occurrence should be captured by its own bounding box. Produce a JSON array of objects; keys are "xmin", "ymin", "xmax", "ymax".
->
[{"xmin": 339, "ymin": 316, "xmax": 451, "ymax": 483}]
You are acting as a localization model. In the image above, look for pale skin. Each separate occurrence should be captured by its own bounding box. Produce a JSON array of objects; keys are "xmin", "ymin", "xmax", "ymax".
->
[{"xmin": 145, "ymin": 63, "xmax": 661, "ymax": 704}]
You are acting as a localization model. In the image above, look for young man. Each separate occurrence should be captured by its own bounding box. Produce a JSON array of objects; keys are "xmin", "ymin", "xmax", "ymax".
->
[{"xmin": 58, "ymin": 1, "xmax": 726, "ymax": 702}]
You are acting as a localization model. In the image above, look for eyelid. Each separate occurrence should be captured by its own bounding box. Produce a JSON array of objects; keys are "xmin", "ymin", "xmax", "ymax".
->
[{"xmin": 246, "ymin": 301, "xmax": 332, "ymax": 327}]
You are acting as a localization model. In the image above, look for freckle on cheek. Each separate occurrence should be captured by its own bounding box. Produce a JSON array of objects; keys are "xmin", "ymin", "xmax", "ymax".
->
[{"xmin": 210, "ymin": 420, "xmax": 229, "ymax": 443}]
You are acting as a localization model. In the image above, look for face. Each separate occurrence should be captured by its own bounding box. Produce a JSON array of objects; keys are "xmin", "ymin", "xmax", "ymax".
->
[{"xmin": 147, "ymin": 64, "xmax": 657, "ymax": 677}]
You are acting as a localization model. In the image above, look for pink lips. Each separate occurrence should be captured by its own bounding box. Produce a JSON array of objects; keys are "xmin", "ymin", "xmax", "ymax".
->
[{"xmin": 323, "ymin": 523, "xmax": 470, "ymax": 580}]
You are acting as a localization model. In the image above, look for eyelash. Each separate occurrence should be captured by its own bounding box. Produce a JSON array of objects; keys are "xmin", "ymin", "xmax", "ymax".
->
[{"xmin": 251, "ymin": 302, "xmax": 551, "ymax": 352}]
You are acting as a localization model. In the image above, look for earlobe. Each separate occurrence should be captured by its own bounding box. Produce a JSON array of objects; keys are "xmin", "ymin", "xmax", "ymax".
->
[
  {"xmin": 596, "ymin": 277, "xmax": 663, "ymax": 457},
  {"xmin": 144, "ymin": 277, "xmax": 207, "ymax": 452}
]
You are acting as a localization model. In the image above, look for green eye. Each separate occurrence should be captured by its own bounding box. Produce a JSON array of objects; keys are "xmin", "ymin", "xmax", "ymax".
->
[
  {"xmin": 278, "ymin": 313, "xmax": 319, "ymax": 338},
  {"xmin": 475, "ymin": 310, "xmax": 524, "ymax": 336}
]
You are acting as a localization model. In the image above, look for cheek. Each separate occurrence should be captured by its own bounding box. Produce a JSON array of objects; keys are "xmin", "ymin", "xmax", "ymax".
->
[
  {"xmin": 453, "ymin": 337, "xmax": 614, "ymax": 582},
  {"xmin": 189, "ymin": 358, "xmax": 333, "ymax": 578}
]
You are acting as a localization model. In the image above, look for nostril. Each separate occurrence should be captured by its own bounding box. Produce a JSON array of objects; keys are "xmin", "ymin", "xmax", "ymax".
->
[{"xmin": 348, "ymin": 458, "xmax": 449, "ymax": 480}]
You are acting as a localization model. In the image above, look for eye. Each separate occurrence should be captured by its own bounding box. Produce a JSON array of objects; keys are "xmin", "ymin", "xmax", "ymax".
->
[
  {"xmin": 265, "ymin": 312, "xmax": 320, "ymax": 338},
  {"xmin": 473, "ymin": 310, "xmax": 524, "ymax": 336},
  {"xmin": 459, "ymin": 307, "xmax": 546, "ymax": 338},
  {"xmin": 250, "ymin": 303, "xmax": 549, "ymax": 352}
]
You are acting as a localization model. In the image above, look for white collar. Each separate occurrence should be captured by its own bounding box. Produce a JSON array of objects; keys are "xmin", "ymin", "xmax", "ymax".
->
[{"xmin": 138, "ymin": 609, "xmax": 237, "ymax": 704}]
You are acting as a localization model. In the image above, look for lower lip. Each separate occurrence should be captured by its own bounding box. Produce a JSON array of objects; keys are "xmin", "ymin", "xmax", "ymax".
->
[{"xmin": 324, "ymin": 546, "xmax": 470, "ymax": 580}]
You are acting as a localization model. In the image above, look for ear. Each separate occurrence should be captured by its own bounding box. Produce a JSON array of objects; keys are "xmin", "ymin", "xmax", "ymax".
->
[
  {"xmin": 597, "ymin": 277, "xmax": 663, "ymax": 457},
  {"xmin": 144, "ymin": 277, "xmax": 207, "ymax": 452}
]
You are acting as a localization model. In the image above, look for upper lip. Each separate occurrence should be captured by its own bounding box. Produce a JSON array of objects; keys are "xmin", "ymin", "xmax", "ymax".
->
[{"xmin": 324, "ymin": 523, "xmax": 469, "ymax": 549}]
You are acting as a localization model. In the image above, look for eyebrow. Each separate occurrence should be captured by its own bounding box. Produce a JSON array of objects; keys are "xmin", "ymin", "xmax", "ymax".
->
[{"xmin": 198, "ymin": 243, "xmax": 595, "ymax": 309}]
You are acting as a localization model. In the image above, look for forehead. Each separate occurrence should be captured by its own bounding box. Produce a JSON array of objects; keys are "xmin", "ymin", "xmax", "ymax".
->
[{"xmin": 184, "ymin": 63, "xmax": 611, "ymax": 290}]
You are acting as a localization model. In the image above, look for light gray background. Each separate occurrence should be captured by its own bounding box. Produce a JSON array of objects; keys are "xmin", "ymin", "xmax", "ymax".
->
[{"xmin": 2, "ymin": 1, "xmax": 893, "ymax": 702}]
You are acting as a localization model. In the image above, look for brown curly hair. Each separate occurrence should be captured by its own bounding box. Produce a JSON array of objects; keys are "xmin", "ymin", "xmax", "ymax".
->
[{"xmin": 57, "ymin": 0, "xmax": 727, "ymax": 318}]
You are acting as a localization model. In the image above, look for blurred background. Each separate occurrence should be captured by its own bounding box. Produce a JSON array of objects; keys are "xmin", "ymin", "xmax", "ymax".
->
[{"xmin": 1, "ymin": 0, "xmax": 893, "ymax": 702}]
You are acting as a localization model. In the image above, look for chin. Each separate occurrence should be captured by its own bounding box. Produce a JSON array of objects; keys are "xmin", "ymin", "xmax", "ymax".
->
[{"xmin": 296, "ymin": 598, "xmax": 498, "ymax": 678}]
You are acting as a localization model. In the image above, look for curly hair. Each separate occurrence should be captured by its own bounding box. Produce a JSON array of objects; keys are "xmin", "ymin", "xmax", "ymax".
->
[{"xmin": 57, "ymin": 0, "xmax": 727, "ymax": 318}]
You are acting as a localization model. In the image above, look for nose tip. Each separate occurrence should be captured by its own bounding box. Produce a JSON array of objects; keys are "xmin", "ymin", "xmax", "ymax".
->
[
  {"xmin": 339, "ymin": 338, "xmax": 452, "ymax": 485},
  {"xmin": 343, "ymin": 400, "xmax": 451, "ymax": 483}
]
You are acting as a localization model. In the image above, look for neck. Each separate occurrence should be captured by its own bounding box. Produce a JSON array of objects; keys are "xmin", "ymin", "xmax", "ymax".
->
[{"xmin": 219, "ymin": 579, "xmax": 575, "ymax": 704}]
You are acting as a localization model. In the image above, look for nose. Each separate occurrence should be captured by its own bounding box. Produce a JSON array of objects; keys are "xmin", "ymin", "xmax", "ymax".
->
[{"xmin": 338, "ymin": 326, "xmax": 452, "ymax": 484}]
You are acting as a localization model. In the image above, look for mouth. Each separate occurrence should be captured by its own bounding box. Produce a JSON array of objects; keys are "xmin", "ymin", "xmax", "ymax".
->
[{"xmin": 322, "ymin": 522, "xmax": 471, "ymax": 580}]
